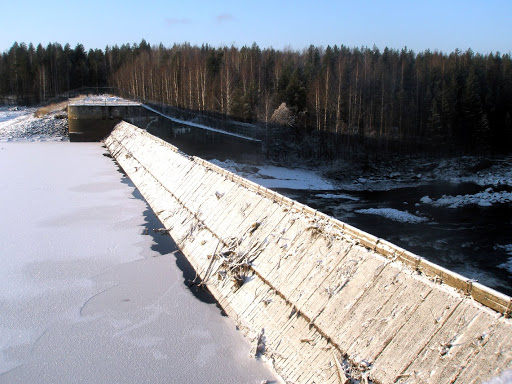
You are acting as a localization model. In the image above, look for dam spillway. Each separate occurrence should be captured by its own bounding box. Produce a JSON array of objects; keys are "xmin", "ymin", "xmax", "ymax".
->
[
  {"xmin": 105, "ymin": 121, "xmax": 512, "ymax": 383},
  {"xmin": 67, "ymin": 96, "xmax": 145, "ymax": 141}
]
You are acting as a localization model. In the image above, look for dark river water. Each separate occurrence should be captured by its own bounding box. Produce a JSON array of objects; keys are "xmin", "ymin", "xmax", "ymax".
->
[
  {"xmin": 143, "ymin": 118, "xmax": 512, "ymax": 297},
  {"xmin": 277, "ymin": 184, "xmax": 512, "ymax": 297}
]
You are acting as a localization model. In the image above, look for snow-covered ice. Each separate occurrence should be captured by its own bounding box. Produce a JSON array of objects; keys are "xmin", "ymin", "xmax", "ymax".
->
[
  {"xmin": 0, "ymin": 141, "xmax": 277, "ymax": 383},
  {"xmin": 420, "ymin": 195, "xmax": 433, "ymax": 204},
  {"xmin": 355, "ymin": 208, "xmax": 429, "ymax": 223},
  {"xmin": 210, "ymin": 159, "xmax": 336, "ymax": 190}
]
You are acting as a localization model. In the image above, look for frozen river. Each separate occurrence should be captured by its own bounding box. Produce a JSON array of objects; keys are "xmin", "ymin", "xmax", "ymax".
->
[{"xmin": 0, "ymin": 142, "xmax": 278, "ymax": 383}]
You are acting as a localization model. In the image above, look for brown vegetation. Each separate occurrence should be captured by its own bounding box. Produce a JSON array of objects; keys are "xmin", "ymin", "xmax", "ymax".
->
[{"xmin": 34, "ymin": 100, "xmax": 68, "ymax": 118}]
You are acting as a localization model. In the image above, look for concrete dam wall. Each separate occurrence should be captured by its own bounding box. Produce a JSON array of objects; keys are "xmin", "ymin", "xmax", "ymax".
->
[
  {"xmin": 105, "ymin": 122, "xmax": 512, "ymax": 384},
  {"xmin": 68, "ymin": 97, "xmax": 153, "ymax": 141}
]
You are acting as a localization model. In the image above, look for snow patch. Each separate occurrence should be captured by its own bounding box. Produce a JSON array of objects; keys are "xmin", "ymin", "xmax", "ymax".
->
[
  {"xmin": 355, "ymin": 208, "xmax": 429, "ymax": 223},
  {"xmin": 498, "ymin": 259, "xmax": 512, "ymax": 274},
  {"xmin": 495, "ymin": 244, "xmax": 512, "ymax": 255},
  {"xmin": 0, "ymin": 108, "xmax": 68, "ymax": 142},
  {"xmin": 0, "ymin": 106, "xmax": 27, "ymax": 123},
  {"xmin": 423, "ymin": 190, "xmax": 512, "ymax": 208},
  {"xmin": 420, "ymin": 195, "xmax": 433, "ymax": 204},
  {"xmin": 210, "ymin": 159, "xmax": 336, "ymax": 190},
  {"xmin": 483, "ymin": 370, "xmax": 512, "ymax": 384},
  {"xmin": 495, "ymin": 245, "xmax": 512, "ymax": 274}
]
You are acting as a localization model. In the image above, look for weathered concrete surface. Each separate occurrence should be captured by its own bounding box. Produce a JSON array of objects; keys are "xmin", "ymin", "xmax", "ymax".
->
[{"xmin": 105, "ymin": 122, "xmax": 512, "ymax": 384}]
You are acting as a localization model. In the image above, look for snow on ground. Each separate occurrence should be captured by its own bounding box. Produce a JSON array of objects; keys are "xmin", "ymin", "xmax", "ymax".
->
[
  {"xmin": 354, "ymin": 208, "xmax": 429, "ymax": 223},
  {"xmin": 0, "ymin": 106, "xmax": 27, "ymax": 122},
  {"xmin": 210, "ymin": 159, "xmax": 337, "ymax": 190},
  {"xmin": 0, "ymin": 107, "xmax": 68, "ymax": 142},
  {"xmin": 420, "ymin": 189, "xmax": 512, "ymax": 208},
  {"xmin": 495, "ymin": 245, "xmax": 512, "ymax": 274}
]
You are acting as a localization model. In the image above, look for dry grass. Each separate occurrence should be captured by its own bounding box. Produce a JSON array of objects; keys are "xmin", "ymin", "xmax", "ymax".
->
[{"xmin": 34, "ymin": 101, "xmax": 69, "ymax": 118}]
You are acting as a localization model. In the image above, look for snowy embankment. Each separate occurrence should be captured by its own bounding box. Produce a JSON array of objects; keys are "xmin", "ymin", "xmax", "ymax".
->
[{"xmin": 0, "ymin": 106, "xmax": 68, "ymax": 142}]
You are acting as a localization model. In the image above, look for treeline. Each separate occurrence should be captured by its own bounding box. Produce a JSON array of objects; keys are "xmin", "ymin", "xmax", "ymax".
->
[
  {"xmin": 1, "ymin": 40, "xmax": 512, "ymax": 154},
  {"xmin": 111, "ymin": 43, "xmax": 512, "ymax": 154},
  {"xmin": 0, "ymin": 40, "xmax": 152, "ymax": 104}
]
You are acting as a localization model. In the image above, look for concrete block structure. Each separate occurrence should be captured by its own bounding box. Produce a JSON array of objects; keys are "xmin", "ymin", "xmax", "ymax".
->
[{"xmin": 105, "ymin": 121, "xmax": 512, "ymax": 384}]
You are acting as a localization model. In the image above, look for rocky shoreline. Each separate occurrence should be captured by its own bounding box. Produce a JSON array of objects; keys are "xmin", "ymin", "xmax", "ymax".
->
[{"xmin": 0, "ymin": 106, "xmax": 68, "ymax": 142}]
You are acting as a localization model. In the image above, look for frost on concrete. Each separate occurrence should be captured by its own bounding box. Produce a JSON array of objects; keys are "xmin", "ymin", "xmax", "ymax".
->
[{"xmin": 106, "ymin": 122, "xmax": 512, "ymax": 384}]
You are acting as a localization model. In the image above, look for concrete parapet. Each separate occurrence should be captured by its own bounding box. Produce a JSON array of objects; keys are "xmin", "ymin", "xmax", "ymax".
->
[{"xmin": 105, "ymin": 121, "xmax": 512, "ymax": 383}]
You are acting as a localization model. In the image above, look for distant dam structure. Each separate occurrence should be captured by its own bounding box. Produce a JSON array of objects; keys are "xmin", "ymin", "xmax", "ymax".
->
[
  {"xmin": 67, "ymin": 96, "xmax": 262, "ymax": 157},
  {"xmin": 105, "ymin": 121, "xmax": 511, "ymax": 384},
  {"xmin": 67, "ymin": 96, "xmax": 145, "ymax": 141}
]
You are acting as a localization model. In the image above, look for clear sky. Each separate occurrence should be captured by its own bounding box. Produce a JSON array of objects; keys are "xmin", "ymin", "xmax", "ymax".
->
[{"xmin": 1, "ymin": 0, "xmax": 510, "ymax": 55}]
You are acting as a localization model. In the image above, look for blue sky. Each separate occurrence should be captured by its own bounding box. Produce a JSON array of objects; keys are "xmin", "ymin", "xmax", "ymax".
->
[{"xmin": 1, "ymin": 0, "xmax": 510, "ymax": 54}]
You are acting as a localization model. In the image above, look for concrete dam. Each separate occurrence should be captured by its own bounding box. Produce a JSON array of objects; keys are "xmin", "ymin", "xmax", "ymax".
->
[{"xmin": 103, "ymin": 121, "xmax": 511, "ymax": 383}]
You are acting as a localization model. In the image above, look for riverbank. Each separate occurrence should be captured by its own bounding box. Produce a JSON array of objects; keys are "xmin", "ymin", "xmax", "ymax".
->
[{"xmin": 0, "ymin": 105, "xmax": 68, "ymax": 142}]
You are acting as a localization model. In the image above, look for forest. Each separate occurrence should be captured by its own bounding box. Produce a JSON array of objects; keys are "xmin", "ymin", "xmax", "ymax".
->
[{"xmin": 1, "ymin": 39, "xmax": 511, "ymax": 157}]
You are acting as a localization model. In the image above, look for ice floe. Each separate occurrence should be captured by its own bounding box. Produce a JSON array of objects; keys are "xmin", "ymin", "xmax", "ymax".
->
[
  {"xmin": 355, "ymin": 208, "xmax": 429, "ymax": 223},
  {"xmin": 495, "ymin": 244, "xmax": 512, "ymax": 274},
  {"xmin": 315, "ymin": 193, "xmax": 359, "ymax": 201}
]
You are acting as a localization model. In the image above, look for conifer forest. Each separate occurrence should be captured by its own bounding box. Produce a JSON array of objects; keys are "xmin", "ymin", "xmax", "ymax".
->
[{"xmin": 1, "ymin": 40, "xmax": 511, "ymax": 157}]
